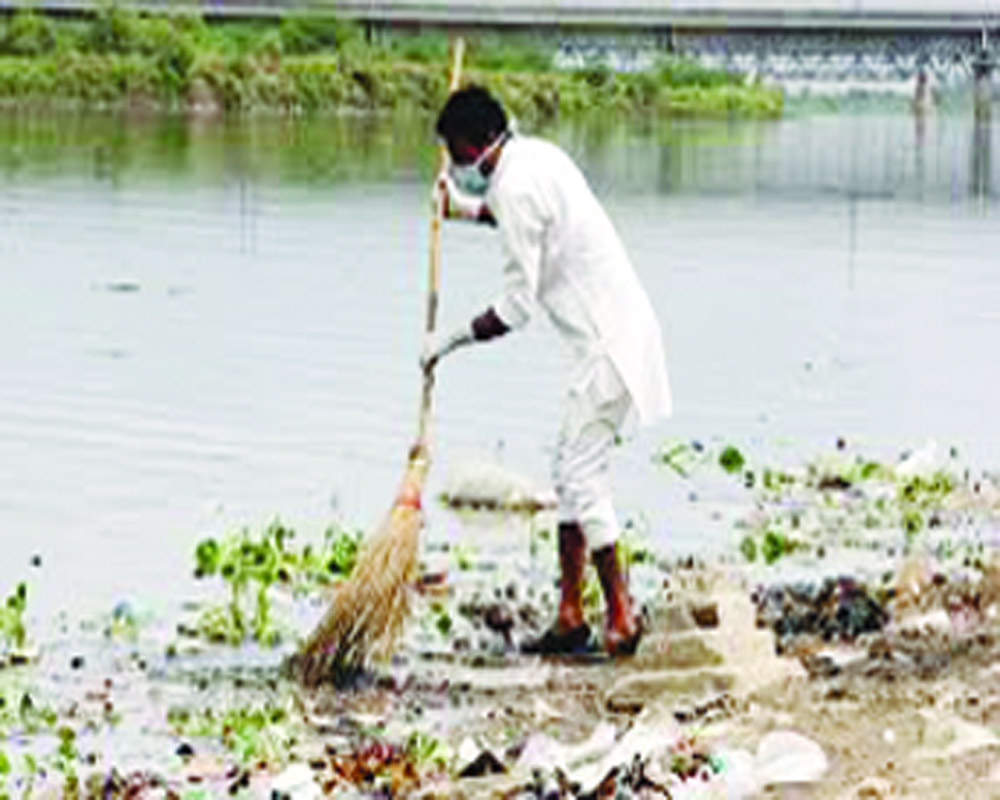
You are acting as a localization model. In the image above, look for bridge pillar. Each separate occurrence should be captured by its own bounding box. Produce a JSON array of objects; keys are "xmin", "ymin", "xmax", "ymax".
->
[
  {"xmin": 971, "ymin": 27, "xmax": 996, "ymax": 114},
  {"xmin": 655, "ymin": 27, "xmax": 674, "ymax": 55}
]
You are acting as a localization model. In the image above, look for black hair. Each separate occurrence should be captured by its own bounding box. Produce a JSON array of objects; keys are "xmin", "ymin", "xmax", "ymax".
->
[{"xmin": 435, "ymin": 86, "xmax": 508, "ymax": 149}]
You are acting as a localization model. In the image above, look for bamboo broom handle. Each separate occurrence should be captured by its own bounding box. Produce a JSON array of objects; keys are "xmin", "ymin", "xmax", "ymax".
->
[{"xmin": 417, "ymin": 38, "xmax": 465, "ymax": 446}]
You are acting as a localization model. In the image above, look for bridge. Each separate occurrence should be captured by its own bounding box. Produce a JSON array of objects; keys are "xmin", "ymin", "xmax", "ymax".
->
[
  {"xmin": 5, "ymin": 0, "xmax": 998, "ymax": 31},
  {"xmin": 323, "ymin": 0, "xmax": 999, "ymax": 33},
  {"xmin": 334, "ymin": 0, "xmax": 1000, "ymax": 88}
]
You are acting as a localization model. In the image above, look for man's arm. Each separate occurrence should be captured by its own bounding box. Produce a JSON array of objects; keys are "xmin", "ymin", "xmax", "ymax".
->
[
  {"xmin": 420, "ymin": 306, "xmax": 510, "ymax": 375},
  {"xmin": 490, "ymin": 187, "xmax": 545, "ymax": 331},
  {"xmin": 421, "ymin": 186, "xmax": 539, "ymax": 374}
]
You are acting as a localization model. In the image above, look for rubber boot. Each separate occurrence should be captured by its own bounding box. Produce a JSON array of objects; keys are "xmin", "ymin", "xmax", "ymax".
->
[
  {"xmin": 556, "ymin": 521, "xmax": 587, "ymax": 632},
  {"xmin": 593, "ymin": 543, "xmax": 641, "ymax": 656},
  {"xmin": 520, "ymin": 522, "xmax": 591, "ymax": 655}
]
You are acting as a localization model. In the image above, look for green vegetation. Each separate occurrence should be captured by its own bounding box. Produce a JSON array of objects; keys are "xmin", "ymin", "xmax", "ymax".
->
[
  {"xmin": 657, "ymin": 438, "xmax": 997, "ymax": 568},
  {"xmin": 619, "ymin": 517, "xmax": 656, "ymax": 566},
  {"xmin": 189, "ymin": 520, "xmax": 361, "ymax": 646},
  {"xmin": 0, "ymin": 583, "xmax": 27, "ymax": 656},
  {"xmin": 167, "ymin": 700, "xmax": 299, "ymax": 765},
  {"xmin": 719, "ymin": 444, "xmax": 971, "ymax": 565},
  {"xmin": 658, "ymin": 439, "xmax": 705, "ymax": 478},
  {"xmin": 0, "ymin": 683, "xmax": 119, "ymax": 797},
  {"xmin": 0, "ymin": 6, "xmax": 783, "ymax": 119},
  {"xmin": 403, "ymin": 731, "xmax": 449, "ymax": 770},
  {"xmin": 718, "ymin": 445, "xmax": 746, "ymax": 475}
]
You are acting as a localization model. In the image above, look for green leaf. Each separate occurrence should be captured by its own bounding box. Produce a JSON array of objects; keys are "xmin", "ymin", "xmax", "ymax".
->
[
  {"xmin": 859, "ymin": 461, "xmax": 883, "ymax": 481},
  {"xmin": 761, "ymin": 530, "xmax": 787, "ymax": 565},
  {"xmin": 194, "ymin": 538, "xmax": 220, "ymax": 577},
  {"xmin": 902, "ymin": 509, "xmax": 924, "ymax": 538},
  {"xmin": 434, "ymin": 611, "xmax": 452, "ymax": 637},
  {"xmin": 719, "ymin": 445, "xmax": 746, "ymax": 475},
  {"xmin": 739, "ymin": 536, "xmax": 757, "ymax": 563}
]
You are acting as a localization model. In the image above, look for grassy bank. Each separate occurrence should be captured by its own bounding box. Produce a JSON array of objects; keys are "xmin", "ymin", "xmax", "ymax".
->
[{"xmin": 0, "ymin": 7, "xmax": 783, "ymax": 119}]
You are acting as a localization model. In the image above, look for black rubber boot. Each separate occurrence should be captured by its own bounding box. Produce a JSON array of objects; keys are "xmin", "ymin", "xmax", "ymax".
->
[
  {"xmin": 521, "ymin": 522, "xmax": 593, "ymax": 655},
  {"xmin": 593, "ymin": 543, "xmax": 642, "ymax": 657}
]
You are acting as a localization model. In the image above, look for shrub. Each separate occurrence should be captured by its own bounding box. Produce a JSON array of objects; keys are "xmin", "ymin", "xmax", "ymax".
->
[
  {"xmin": 658, "ymin": 56, "xmax": 741, "ymax": 88},
  {"xmin": 87, "ymin": 1, "xmax": 142, "ymax": 54},
  {"xmin": 278, "ymin": 15, "xmax": 349, "ymax": 55},
  {"xmin": 2, "ymin": 10, "xmax": 57, "ymax": 57},
  {"xmin": 467, "ymin": 33, "xmax": 551, "ymax": 72},
  {"xmin": 0, "ymin": 15, "xmax": 782, "ymax": 119},
  {"xmin": 389, "ymin": 32, "xmax": 449, "ymax": 65}
]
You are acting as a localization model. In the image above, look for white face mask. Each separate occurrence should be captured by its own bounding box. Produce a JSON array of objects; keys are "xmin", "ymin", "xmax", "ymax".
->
[{"xmin": 449, "ymin": 132, "xmax": 508, "ymax": 197}]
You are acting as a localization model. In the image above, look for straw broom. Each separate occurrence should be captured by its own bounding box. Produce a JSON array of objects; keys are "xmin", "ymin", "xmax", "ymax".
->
[{"xmin": 291, "ymin": 39, "xmax": 465, "ymax": 687}]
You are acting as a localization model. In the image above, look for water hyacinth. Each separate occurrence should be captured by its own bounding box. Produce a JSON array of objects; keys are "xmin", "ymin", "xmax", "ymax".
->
[{"xmin": 187, "ymin": 521, "xmax": 362, "ymax": 647}]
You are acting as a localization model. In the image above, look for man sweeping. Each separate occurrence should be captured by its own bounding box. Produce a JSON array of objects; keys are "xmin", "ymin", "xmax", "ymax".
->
[{"xmin": 424, "ymin": 86, "xmax": 671, "ymax": 657}]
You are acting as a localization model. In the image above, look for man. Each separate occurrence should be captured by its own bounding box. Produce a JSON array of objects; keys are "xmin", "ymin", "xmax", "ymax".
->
[{"xmin": 425, "ymin": 86, "xmax": 671, "ymax": 657}]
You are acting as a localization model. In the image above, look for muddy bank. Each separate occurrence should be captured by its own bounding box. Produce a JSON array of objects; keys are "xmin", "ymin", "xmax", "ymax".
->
[{"xmin": 4, "ymin": 442, "xmax": 1000, "ymax": 797}]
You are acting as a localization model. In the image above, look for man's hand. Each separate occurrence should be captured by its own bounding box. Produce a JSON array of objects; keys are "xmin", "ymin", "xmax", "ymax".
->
[
  {"xmin": 420, "ymin": 324, "xmax": 474, "ymax": 375},
  {"xmin": 432, "ymin": 171, "xmax": 485, "ymax": 222}
]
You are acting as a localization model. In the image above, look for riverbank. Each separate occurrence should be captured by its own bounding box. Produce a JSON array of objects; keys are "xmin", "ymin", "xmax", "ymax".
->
[
  {"xmin": 1, "ymin": 441, "xmax": 999, "ymax": 797},
  {"xmin": 0, "ymin": 9, "xmax": 783, "ymax": 118}
]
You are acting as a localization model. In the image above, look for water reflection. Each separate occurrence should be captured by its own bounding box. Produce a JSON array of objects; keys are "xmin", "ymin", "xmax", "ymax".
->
[
  {"xmin": 1, "ymin": 106, "xmax": 997, "ymax": 203},
  {"xmin": 971, "ymin": 103, "xmax": 993, "ymax": 201},
  {"xmin": 0, "ymin": 111, "xmax": 441, "ymax": 185}
]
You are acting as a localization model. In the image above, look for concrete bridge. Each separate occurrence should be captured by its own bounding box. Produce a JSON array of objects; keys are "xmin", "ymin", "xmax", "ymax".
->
[
  {"xmin": 325, "ymin": 0, "xmax": 1000, "ymax": 33},
  {"xmin": 6, "ymin": 0, "xmax": 999, "ymax": 31},
  {"xmin": 342, "ymin": 0, "xmax": 1000, "ymax": 89}
]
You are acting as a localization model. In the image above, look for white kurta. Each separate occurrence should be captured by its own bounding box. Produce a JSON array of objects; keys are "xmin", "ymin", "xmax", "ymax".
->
[{"xmin": 485, "ymin": 135, "xmax": 671, "ymax": 426}]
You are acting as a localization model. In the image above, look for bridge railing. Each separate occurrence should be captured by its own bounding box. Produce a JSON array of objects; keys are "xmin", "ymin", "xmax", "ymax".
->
[{"xmin": 1, "ymin": 0, "xmax": 999, "ymax": 30}]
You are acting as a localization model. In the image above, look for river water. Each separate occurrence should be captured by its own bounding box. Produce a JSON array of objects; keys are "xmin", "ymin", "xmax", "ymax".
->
[{"xmin": 1, "ymin": 105, "xmax": 999, "ymax": 622}]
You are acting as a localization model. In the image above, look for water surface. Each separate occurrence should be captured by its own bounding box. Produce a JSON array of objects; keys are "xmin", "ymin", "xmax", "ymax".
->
[{"xmin": 1, "ymin": 107, "xmax": 999, "ymax": 620}]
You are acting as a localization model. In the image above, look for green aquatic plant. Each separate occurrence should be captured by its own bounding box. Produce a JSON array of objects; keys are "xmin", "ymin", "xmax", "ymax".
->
[
  {"xmin": 760, "ymin": 529, "xmax": 798, "ymax": 566},
  {"xmin": 619, "ymin": 517, "xmax": 656, "ymax": 566},
  {"xmin": 16, "ymin": 691, "xmax": 59, "ymax": 734},
  {"xmin": 718, "ymin": 445, "xmax": 746, "ymax": 475},
  {"xmin": 897, "ymin": 471, "xmax": 955, "ymax": 511},
  {"xmin": 722, "ymin": 443, "xmax": 972, "ymax": 565},
  {"xmin": 0, "ymin": 748, "xmax": 9, "ymax": 800},
  {"xmin": 429, "ymin": 602, "xmax": 452, "ymax": 638},
  {"xmin": 53, "ymin": 725, "xmax": 78, "ymax": 787},
  {"xmin": 403, "ymin": 731, "xmax": 449, "ymax": 770},
  {"xmin": 451, "ymin": 543, "xmax": 475, "ymax": 572},
  {"xmin": 739, "ymin": 535, "xmax": 758, "ymax": 564},
  {"xmin": 657, "ymin": 439, "xmax": 707, "ymax": 478},
  {"xmin": 167, "ymin": 700, "xmax": 298, "ymax": 766},
  {"xmin": 0, "ymin": 583, "xmax": 27, "ymax": 655},
  {"xmin": 192, "ymin": 520, "xmax": 362, "ymax": 646}
]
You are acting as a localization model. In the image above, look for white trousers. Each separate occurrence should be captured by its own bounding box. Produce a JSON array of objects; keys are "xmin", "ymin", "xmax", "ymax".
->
[{"xmin": 552, "ymin": 356, "xmax": 632, "ymax": 551}]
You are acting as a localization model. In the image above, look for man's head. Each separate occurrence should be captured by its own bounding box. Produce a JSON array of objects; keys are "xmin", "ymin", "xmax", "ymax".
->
[{"xmin": 436, "ymin": 86, "xmax": 508, "ymax": 166}]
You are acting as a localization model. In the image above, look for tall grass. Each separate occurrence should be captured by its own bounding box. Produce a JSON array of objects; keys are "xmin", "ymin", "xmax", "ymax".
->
[{"xmin": 0, "ymin": 7, "xmax": 783, "ymax": 118}]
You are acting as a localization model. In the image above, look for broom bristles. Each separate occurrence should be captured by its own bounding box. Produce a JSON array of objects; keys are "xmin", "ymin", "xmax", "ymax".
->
[{"xmin": 293, "ymin": 448, "xmax": 429, "ymax": 686}]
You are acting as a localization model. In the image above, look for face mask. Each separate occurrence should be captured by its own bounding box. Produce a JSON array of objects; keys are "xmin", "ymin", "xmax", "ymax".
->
[{"xmin": 449, "ymin": 132, "xmax": 508, "ymax": 196}]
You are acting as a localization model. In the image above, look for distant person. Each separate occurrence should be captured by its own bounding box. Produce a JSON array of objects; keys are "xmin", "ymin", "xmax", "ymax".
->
[{"xmin": 424, "ymin": 86, "xmax": 671, "ymax": 657}]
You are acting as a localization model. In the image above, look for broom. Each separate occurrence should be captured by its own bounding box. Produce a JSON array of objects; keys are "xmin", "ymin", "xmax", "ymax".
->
[{"xmin": 291, "ymin": 39, "xmax": 465, "ymax": 687}]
